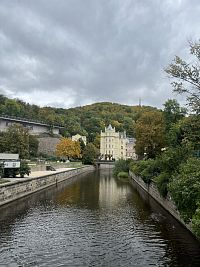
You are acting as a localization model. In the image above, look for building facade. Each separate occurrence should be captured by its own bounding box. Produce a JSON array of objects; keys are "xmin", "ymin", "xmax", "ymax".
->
[
  {"xmin": 71, "ymin": 134, "xmax": 87, "ymax": 145},
  {"xmin": 100, "ymin": 124, "xmax": 127, "ymax": 160},
  {"xmin": 100, "ymin": 125, "xmax": 137, "ymax": 160},
  {"xmin": 0, "ymin": 115, "xmax": 63, "ymax": 135},
  {"xmin": 126, "ymin": 137, "xmax": 137, "ymax": 160}
]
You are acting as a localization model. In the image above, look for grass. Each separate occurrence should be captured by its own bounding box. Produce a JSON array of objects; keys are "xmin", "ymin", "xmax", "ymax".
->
[{"xmin": 117, "ymin": 172, "xmax": 129, "ymax": 178}]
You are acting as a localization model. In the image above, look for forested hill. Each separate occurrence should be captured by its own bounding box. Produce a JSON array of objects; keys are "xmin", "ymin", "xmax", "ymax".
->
[{"xmin": 0, "ymin": 95, "xmax": 158, "ymax": 142}]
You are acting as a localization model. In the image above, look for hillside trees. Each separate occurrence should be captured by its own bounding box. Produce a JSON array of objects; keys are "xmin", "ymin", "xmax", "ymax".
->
[{"xmin": 0, "ymin": 94, "xmax": 162, "ymax": 142}]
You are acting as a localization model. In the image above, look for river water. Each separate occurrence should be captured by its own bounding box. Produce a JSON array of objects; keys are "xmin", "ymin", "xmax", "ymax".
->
[{"xmin": 0, "ymin": 169, "xmax": 200, "ymax": 267}]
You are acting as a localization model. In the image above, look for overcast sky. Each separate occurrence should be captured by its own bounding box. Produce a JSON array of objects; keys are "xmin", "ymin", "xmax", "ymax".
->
[{"xmin": 0, "ymin": 0, "xmax": 199, "ymax": 109}]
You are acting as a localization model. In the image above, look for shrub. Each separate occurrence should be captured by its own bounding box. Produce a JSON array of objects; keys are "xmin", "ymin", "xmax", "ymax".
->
[
  {"xmin": 168, "ymin": 158, "xmax": 200, "ymax": 223},
  {"xmin": 130, "ymin": 159, "xmax": 159, "ymax": 184},
  {"xmin": 117, "ymin": 172, "xmax": 129, "ymax": 178},
  {"xmin": 192, "ymin": 204, "xmax": 200, "ymax": 239},
  {"xmin": 19, "ymin": 161, "xmax": 31, "ymax": 178},
  {"xmin": 154, "ymin": 172, "xmax": 169, "ymax": 198},
  {"xmin": 113, "ymin": 159, "xmax": 130, "ymax": 177}
]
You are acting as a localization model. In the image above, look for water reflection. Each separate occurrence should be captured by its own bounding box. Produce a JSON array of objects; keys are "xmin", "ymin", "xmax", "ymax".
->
[
  {"xmin": 99, "ymin": 172, "xmax": 129, "ymax": 208},
  {"xmin": 0, "ymin": 170, "xmax": 199, "ymax": 267}
]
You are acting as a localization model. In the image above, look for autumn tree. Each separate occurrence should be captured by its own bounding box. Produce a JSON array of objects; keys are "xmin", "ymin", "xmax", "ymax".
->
[
  {"xmin": 135, "ymin": 110, "xmax": 166, "ymax": 159},
  {"xmin": 56, "ymin": 138, "xmax": 81, "ymax": 159},
  {"xmin": 165, "ymin": 40, "xmax": 200, "ymax": 114}
]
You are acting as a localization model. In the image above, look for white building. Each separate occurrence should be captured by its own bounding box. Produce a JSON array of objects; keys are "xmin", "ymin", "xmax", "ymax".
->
[
  {"xmin": 71, "ymin": 134, "xmax": 87, "ymax": 145},
  {"xmin": 100, "ymin": 125, "xmax": 137, "ymax": 160},
  {"xmin": 100, "ymin": 124, "xmax": 127, "ymax": 160}
]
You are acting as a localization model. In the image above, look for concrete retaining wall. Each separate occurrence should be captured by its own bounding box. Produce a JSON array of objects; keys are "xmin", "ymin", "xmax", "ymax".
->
[
  {"xmin": 129, "ymin": 171, "xmax": 192, "ymax": 232},
  {"xmin": 0, "ymin": 166, "xmax": 94, "ymax": 207}
]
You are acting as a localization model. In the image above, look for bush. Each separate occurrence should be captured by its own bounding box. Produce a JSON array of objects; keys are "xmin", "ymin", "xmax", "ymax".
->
[
  {"xmin": 154, "ymin": 172, "xmax": 169, "ymax": 198},
  {"xmin": 19, "ymin": 161, "xmax": 31, "ymax": 178},
  {"xmin": 113, "ymin": 159, "xmax": 131, "ymax": 177},
  {"xmin": 117, "ymin": 172, "xmax": 129, "ymax": 178},
  {"xmin": 168, "ymin": 158, "xmax": 200, "ymax": 223},
  {"xmin": 130, "ymin": 159, "xmax": 158, "ymax": 184},
  {"xmin": 192, "ymin": 204, "xmax": 200, "ymax": 239}
]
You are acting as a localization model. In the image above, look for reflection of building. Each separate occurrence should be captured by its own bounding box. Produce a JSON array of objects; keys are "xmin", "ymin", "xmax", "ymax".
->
[
  {"xmin": 100, "ymin": 124, "xmax": 127, "ymax": 160},
  {"xmin": 71, "ymin": 134, "xmax": 87, "ymax": 145},
  {"xmin": 99, "ymin": 174, "xmax": 128, "ymax": 208},
  {"xmin": 100, "ymin": 125, "xmax": 137, "ymax": 160}
]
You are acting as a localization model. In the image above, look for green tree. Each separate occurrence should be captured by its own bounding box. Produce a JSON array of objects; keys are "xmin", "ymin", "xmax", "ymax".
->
[
  {"xmin": 78, "ymin": 138, "xmax": 86, "ymax": 156},
  {"xmin": 135, "ymin": 110, "xmax": 166, "ymax": 158},
  {"xmin": 3, "ymin": 124, "xmax": 30, "ymax": 158},
  {"xmin": 165, "ymin": 40, "xmax": 200, "ymax": 114},
  {"xmin": 3, "ymin": 99, "xmax": 21, "ymax": 116},
  {"xmin": 29, "ymin": 135, "xmax": 39, "ymax": 157},
  {"xmin": 82, "ymin": 143, "xmax": 99, "ymax": 165},
  {"xmin": 0, "ymin": 132, "xmax": 7, "ymax": 153},
  {"xmin": 163, "ymin": 99, "xmax": 186, "ymax": 131}
]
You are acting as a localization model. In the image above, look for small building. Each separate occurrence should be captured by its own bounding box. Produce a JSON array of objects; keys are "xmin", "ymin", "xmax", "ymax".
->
[
  {"xmin": 126, "ymin": 138, "xmax": 137, "ymax": 160},
  {"xmin": 72, "ymin": 134, "xmax": 87, "ymax": 145}
]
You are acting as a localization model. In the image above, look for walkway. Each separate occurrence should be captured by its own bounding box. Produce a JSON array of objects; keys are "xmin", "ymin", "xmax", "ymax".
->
[{"xmin": 4, "ymin": 168, "xmax": 75, "ymax": 182}]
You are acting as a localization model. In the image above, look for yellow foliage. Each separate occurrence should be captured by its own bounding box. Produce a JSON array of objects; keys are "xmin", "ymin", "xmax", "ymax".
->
[{"xmin": 56, "ymin": 138, "xmax": 81, "ymax": 158}]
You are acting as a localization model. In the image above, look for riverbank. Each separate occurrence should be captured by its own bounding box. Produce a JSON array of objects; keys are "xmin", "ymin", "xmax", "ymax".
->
[
  {"xmin": 0, "ymin": 165, "xmax": 94, "ymax": 207},
  {"xmin": 129, "ymin": 171, "xmax": 194, "ymax": 236}
]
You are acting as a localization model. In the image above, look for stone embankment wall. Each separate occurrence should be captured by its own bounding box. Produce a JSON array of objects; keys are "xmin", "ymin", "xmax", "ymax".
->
[
  {"xmin": 0, "ymin": 166, "xmax": 94, "ymax": 207},
  {"xmin": 38, "ymin": 137, "xmax": 60, "ymax": 156},
  {"xmin": 129, "ymin": 171, "xmax": 192, "ymax": 232}
]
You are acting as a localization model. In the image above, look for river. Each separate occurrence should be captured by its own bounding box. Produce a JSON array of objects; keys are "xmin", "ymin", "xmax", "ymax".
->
[{"xmin": 0, "ymin": 169, "xmax": 200, "ymax": 266}]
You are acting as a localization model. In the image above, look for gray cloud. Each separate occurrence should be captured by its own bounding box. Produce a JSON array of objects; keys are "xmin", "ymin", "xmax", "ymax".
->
[{"xmin": 0, "ymin": 0, "xmax": 200, "ymax": 108}]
